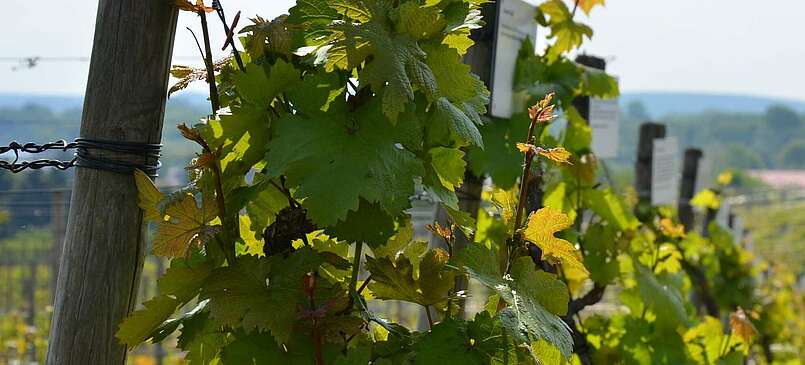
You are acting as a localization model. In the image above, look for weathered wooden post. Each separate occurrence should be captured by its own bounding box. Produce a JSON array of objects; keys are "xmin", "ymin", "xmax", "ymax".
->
[
  {"xmin": 678, "ymin": 148, "xmax": 702, "ymax": 232},
  {"xmin": 49, "ymin": 190, "xmax": 66, "ymax": 298},
  {"xmin": 46, "ymin": 0, "xmax": 178, "ymax": 363},
  {"xmin": 634, "ymin": 122, "xmax": 666, "ymax": 218}
]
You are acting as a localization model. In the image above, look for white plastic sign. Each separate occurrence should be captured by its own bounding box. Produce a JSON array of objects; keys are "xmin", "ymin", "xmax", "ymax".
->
[
  {"xmin": 489, "ymin": 0, "xmax": 538, "ymax": 118},
  {"xmin": 589, "ymin": 97, "xmax": 619, "ymax": 158},
  {"xmin": 651, "ymin": 137, "xmax": 679, "ymax": 206}
]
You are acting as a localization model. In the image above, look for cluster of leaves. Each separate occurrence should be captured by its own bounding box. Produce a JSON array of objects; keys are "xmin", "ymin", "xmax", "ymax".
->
[
  {"xmin": 461, "ymin": 1, "xmax": 801, "ymax": 364},
  {"xmin": 117, "ymin": 0, "xmax": 588, "ymax": 363},
  {"xmin": 118, "ymin": 0, "xmax": 802, "ymax": 364}
]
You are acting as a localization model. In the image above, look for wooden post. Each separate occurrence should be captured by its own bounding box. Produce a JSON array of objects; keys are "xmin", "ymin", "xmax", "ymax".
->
[
  {"xmin": 634, "ymin": 122, "xmax": 666, "ymax": 217},
  {"xmin": 49, "ymin": 190, "xmax": 66, "ymax": 299},
  {"xmin": 46, "ymin": 0, "xmax": 178, "ymax": 363},
  {"xmin": 678, "ymin": 148, "xmax": 702, "ymax": 232},
  {"xmin": 571, "ymin": 54, "xmax": 607, "ymax": 121}
]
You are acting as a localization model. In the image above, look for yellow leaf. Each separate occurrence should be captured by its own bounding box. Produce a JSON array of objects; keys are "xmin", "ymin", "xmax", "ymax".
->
[
  {"xmin": 538, "ymin": 147, "xmax": 573, "ymax": 164},
  {"xmin": 491, "ymin": 188, "xmax": 519, "ymax": 231},
  {"xmin": 578, "ymin": 0, "xmax": 605, "ymax": 15},
  {"xmin": 516, "ymin": 142, "xmax": 534, "ymax": 153},
  {"xmin": 175, "ymin": 0, "xmax": 214, "ymax": 13},
  {"xmin": 729, "ymin": 307, "xmax": 757, "ymax": 343},
  {"xmin": 690, "ymin": 189, "xmax": 720, "ymax": 210},
  {"xmin": 522, "ymin": 207, "xmax": 588, "ymax": 275},
  {"xmin": 528, "ymin": 93, "xmax": 557, "ymax": 123},
  {"xmin": 133, "ymin": 169, "xmax": 164, "ymax": 221},
  {"xmin": 717, "ymin": 170, "xmax": 733, "ymax": 186},
  {"xmin": 659, "ymin": 218, "xmax": 685, "ymax": 238},
  {"xmin": 153, "ymin": 193, "xmax": 219, "ymax": 257}
]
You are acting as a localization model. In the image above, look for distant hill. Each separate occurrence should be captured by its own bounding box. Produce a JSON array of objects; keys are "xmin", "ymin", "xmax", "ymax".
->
[
  {"xmin": 0, "ymin": 93, "xmax": 83, "ymax": 112},
  {"xmin": 620, "ymin": 92, "xmax": 805, "ymax": 118},
  {"xmin": 0, "ymin": 92, "xmax": 210, "ymax": 112}
]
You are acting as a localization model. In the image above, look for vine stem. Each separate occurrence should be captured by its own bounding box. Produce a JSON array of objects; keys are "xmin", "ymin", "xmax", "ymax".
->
[
  {"xmin": 197, "ymin": 10, "xmax": 220, "ymax": 114},
  {"xmin": 505, "ymin": 113, "xmax": 541, "ymax": 274},
  {"xmin": 346, "ymin": 242, "xmax": 364, "ymax": 309},
  {"xmin": 424, "ymin": 305, "xmax": 434, "ymax": 329},
  {"xmin": 357, "ymin": 274, "xmax": 373, "ymax": 295},
  {"xmin": 570, "ymin": 0, "xmax": 580, "ymax": 19}
]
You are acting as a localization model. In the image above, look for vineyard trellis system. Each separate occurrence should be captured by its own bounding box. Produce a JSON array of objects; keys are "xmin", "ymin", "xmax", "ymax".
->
[{"xmin": 0, "ymin": 0, "xmax": 803, "ymax": 364}]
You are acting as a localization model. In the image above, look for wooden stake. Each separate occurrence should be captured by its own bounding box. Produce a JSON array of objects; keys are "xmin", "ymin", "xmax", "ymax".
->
[
  {"xmin": 678, "ymin": 148, "xmax": 702, "ymax": 232},
  {"xmin": 46, "ymin": 0, "xmax": 178, "ymax": 363},
  {"xmin": 634, "ymin": 122, "xmax": 666, "ymax": 217},
  {"xmin": 49, "ymin": 190, "xmax": 66, "ymax": 299}
]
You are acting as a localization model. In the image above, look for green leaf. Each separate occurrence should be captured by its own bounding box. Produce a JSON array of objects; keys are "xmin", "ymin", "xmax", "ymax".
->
[
  {"xmin": 371, "ymin": 219, "xmax": 429, "ymax": 267},
  {"xmin": 419, "ymin": 249, "xmax": 456, "ymax": 305},
  {"xmin": 467, "ymin": 114, "xmax": 529, "ymax": 189},
  {"xmin": 177, "ymin": 310, "xmax": 227, "ymax": 364},
  {"xmin": 365, "ymin": 255, "xmax": 421, "ymax": 304},
  {"xmin": 264, "ymin": 94, "xmax": 423, "ymax": 226},
  {"xmin": 233, "ymin": 60, "xmax": 300, "ymax": 108},
  {"xmin": 423, "ymin": 43, "xmax": 489, "ymax": 121},
  {"xmin": 582, "ymin": 224, "xmax": 620, "ymax": 285},
  {"xmin": 509, "ymin": 258, "xmax": 569, "ymax": 316},
  {"xmin": 453, "ymin": 244, "xmax": 573, "ymax": 358},
  {"xmin": 326, "ymin": 199, "xmax": 397, "ymax": 247},
  {"xmin": 201, "ymin": 249, "xmax": 326, "ymax": 344},
  {"xmin": 365, "ymin": 248, "xmax": 454, "ymax": 306},
  {"xmin": 117, "ymin": 260, "xmax": 212, "ymax": 347},
  {"xmin": 583, "ymin": 188, "xmax": 639, "ymax": 231},
  {"xmin": 428, "ymin": 147, "xmax": 466, "ymax": 191},
  {"xmin": 412, "ymin": 319, "xmax": 485, "ymax": 364},
  {"xmin": 396, "ymin": 1, "xmax": 446, "ymax": 39},
  {"xmin": 635, "ymin": 264, "xmax": 688, "ymax": 330},
  {"xmin": 432, "ymin": 97, "xmax": 483, "ymax": 147}
]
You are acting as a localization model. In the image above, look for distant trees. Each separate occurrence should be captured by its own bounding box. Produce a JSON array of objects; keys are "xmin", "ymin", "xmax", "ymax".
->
[
  {"xmin": 777, "ymin": 139, "xmax": 805, "ymax": 169},
  {"xmin": 765, "ymin": 104, "xmax": 802, "ymax": 132}
]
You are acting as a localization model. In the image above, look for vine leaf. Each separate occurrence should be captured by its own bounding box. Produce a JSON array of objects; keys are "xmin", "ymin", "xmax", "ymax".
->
[
  {"xmin": 117, "ymin": 260, "xmax": 213, "ymax": 347},
  {"xmin": 538, "ymin": 147, "xmax": 572, "ymax": 164},
  {"xmin": 175, "ymin": 0, "xmax": 214, "ymax": 13},
  {"xmin": 264, "ymin": 94, "xmax": 423, "ymax": 226},
  {"xmin": 200, "ymin": 248, "xmax": 327, "ymax": 345},
  {"xmin": 412, "ymin": 315, "xmax": 518, "ymax": 364},
  {"xmin": 153, "ymin": 193, "xmax": 219, "ymax": 257},
  {"xmin": 635, "ymin": 264, "xmax": 688, "ymax": 330},
  {"xmin": 522, "ymin": 207, "xmax": 589, "ymax": 275},
  {"xmin": 428, "ymin": 147, "xmax": 466, "ymax": 192},
  {"xmin": 690, "ymin": 188, "xmax": 721, "ymax": 210},
  {"xmin": 509, "ymin": 258, "xmax": 569, "ymax": 316},
  {"xmin": 578, "ymin": 0, "xmax": 605, "ymax": 15},
  {"xmin": 729, "ymin": 307, "xmax": 757, "ymax": 343},
  {"xmin": 134, "ymin": 169, "xmax": 163, "ymax": 221},
  {"xmin": 452, "ymin": 244, "xmax": 573, "ymax": 358},
  {"xmin": 539, "ymin": 0, "xmax": 593, "ymax": 61},
  {"xmin": 365, "ymin": 248, "xmax": 455, "ymax": 307}
]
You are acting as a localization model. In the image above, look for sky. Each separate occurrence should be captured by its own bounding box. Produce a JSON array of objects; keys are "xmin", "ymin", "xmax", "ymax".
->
[{"xmin": 1, "ymin": 0, "xmax": 805, "ymax": 101}]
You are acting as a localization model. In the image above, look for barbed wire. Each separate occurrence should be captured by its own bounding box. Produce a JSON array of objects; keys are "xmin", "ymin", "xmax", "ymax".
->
[
  {"xmin": 0, "ymin": 139, "xmax": 162, "ymax": 176},
  {"xmin": 0, "ymin": 141, "xmax": 77, "ymax": 173}
]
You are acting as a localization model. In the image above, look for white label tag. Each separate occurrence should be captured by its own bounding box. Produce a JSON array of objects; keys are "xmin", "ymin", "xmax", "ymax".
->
[
  {"xmin": 589, "ymin": 97, "xmax": 619, "ymax": 158},
  {"xmin": 489, "ymin": 0, "xmax": 538, "ymax": 118},
  {"xmin": 651, "ymin": 137, "xmax": 679, "ymax": 206}
]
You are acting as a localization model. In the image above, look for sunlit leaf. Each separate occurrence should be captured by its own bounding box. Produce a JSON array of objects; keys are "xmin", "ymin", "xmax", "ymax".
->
[{"xmin": 522, "ymin": 207, "xmax": 588, "ymax": 274}]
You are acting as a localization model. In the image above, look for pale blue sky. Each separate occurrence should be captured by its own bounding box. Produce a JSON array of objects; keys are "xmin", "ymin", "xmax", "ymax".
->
[{"xmin": 2, "ymin": 0, "xmax": 804, "ymax": 101}]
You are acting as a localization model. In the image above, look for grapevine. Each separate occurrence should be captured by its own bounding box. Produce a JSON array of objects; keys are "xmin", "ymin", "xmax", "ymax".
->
[{"xmin": 117, "ymin": 0, "xmax": 804, "ymax": 364}]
